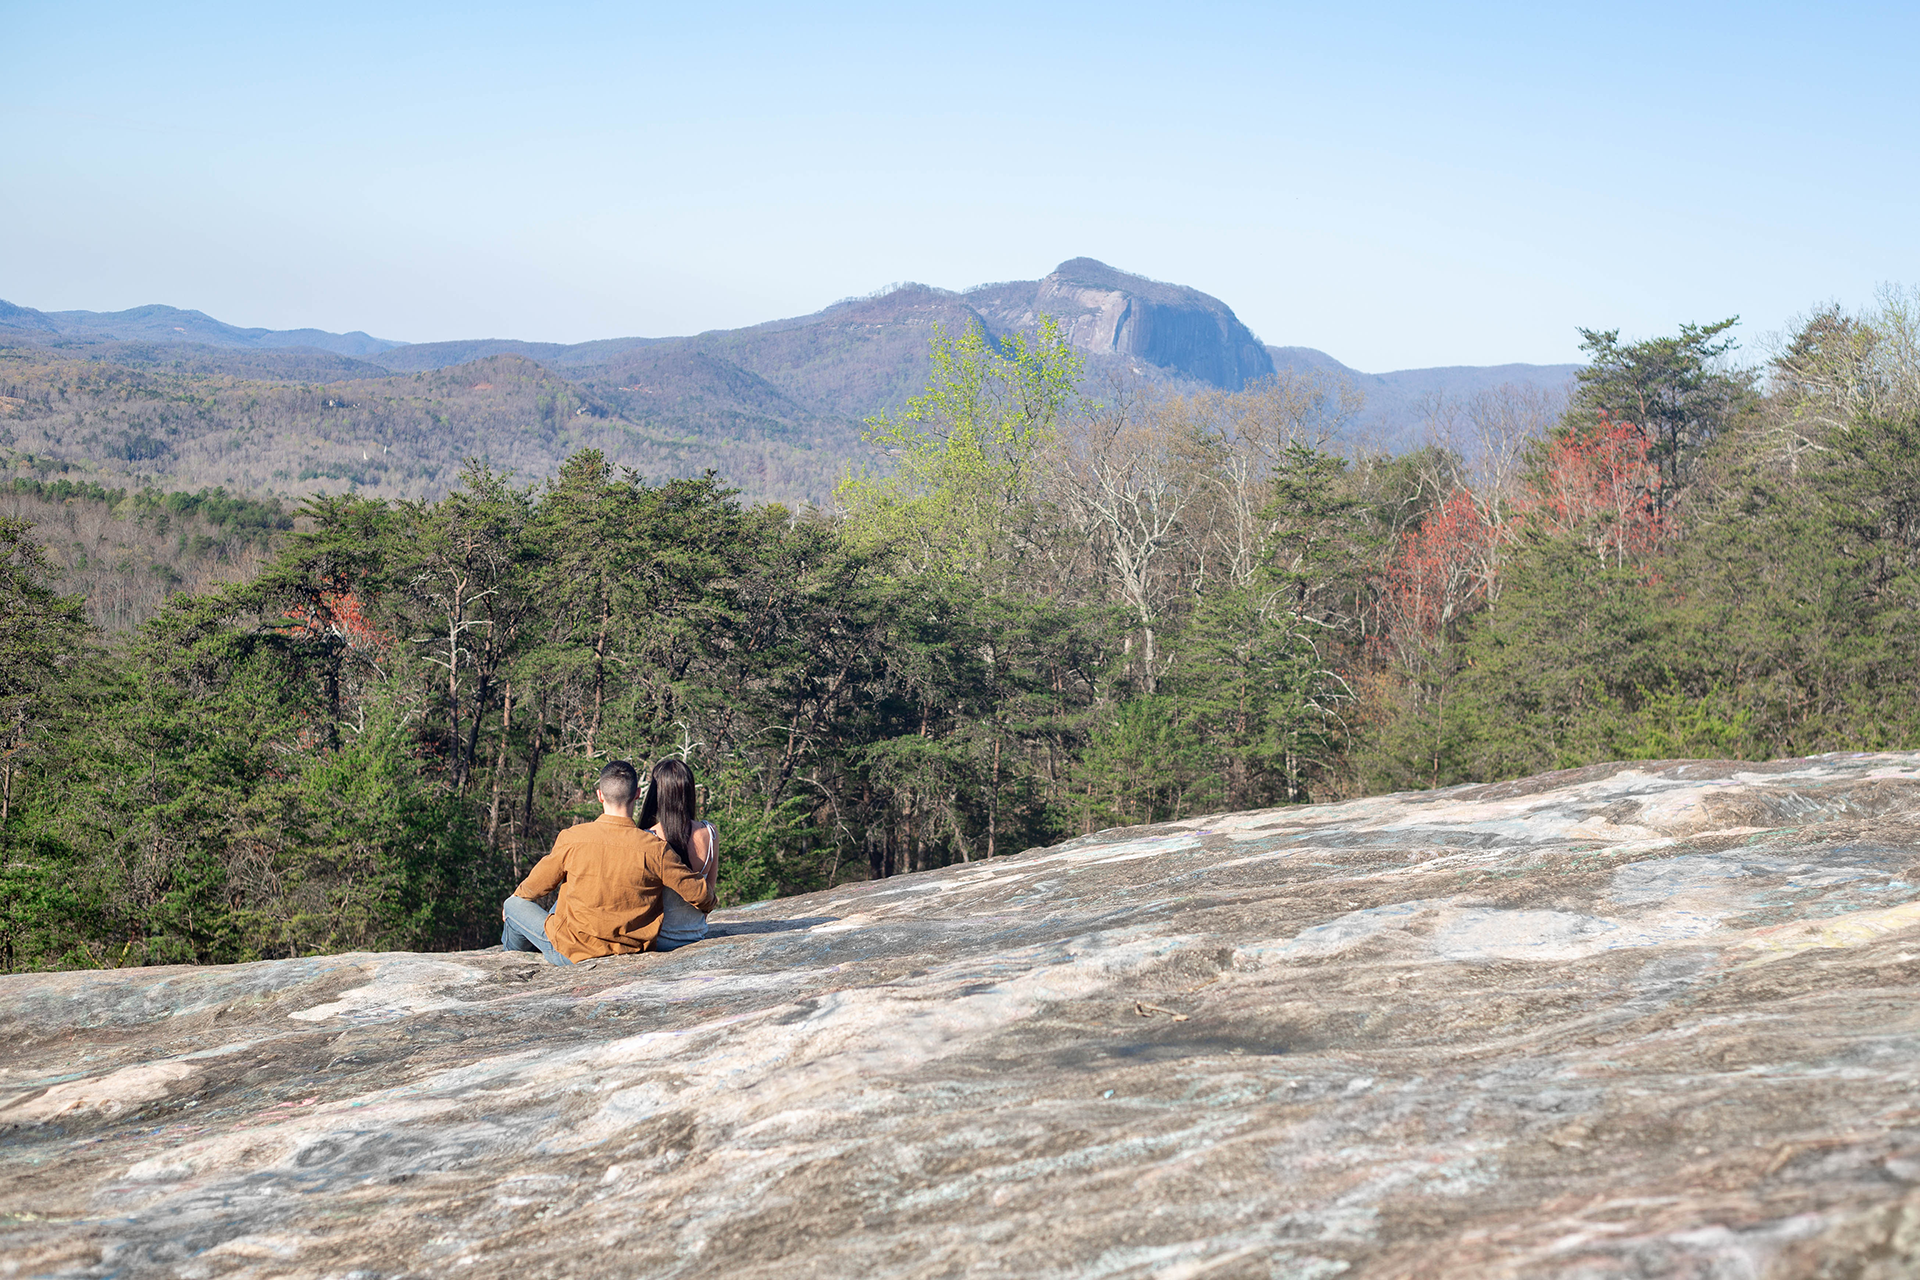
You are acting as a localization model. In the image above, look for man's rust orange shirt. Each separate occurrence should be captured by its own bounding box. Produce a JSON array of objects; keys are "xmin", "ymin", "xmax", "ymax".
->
[{"xmin": 514, "ymin": 814, "xmax": 715, "ymax": 961}]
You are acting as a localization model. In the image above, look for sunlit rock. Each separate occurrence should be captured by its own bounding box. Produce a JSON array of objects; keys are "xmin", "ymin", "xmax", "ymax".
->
[{"xmin": 4, "ymin": 753, "xmax": 1920, "ymax": 1277}]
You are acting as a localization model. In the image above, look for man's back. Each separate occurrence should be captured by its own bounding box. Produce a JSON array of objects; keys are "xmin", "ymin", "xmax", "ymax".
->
[{"xmin": 514, "ymin": 813, "xmax": 715, "ymax": 960}]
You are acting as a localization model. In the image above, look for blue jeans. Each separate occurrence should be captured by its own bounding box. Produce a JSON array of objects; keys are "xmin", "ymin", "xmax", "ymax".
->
[{"xmin": 501, "ymin": 895, "xmax": 573, "ymax": 966}]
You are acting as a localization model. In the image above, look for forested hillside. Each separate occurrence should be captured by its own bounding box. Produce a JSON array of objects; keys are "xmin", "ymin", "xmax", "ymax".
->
[
  {"xmin": 3, "ymin": 296, "xmax": 1914, "ymax": 973},
  {"xmin": 0, "ymin": 351, "xmax": 848, "ymax": 506}
]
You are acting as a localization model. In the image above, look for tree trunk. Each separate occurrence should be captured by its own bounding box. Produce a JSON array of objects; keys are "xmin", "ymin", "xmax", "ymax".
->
[
  {"xmin": 906, "ymin": 789, "xmax": 920, "ymax": 873},
  {"xmin": 324, "ymin": 663, "xmax": 341, "ymax": 753},
  {"xmin": 986, "ymin": 736, "xmax": 1001, "ymax": 860},
  {"xmin": 519, "ymin": 709, "xmax": 545, "ymax": 879},
  {"xmin": 488, "ymin": 681, "xmax": 512, "ymax": 850},
  {"xmin": 948, "ymin": 791, "xmax": 971, "ymax": 863},
  {"xmin": 584, "ymin": 590, "xmax": 611, "ymax": 758},
  {"xmin": 463, "ymin": 674, "xmax": 491, "ymax": 795},
  {"xmin": 447, "ymin": 610, "xmax": 464, "ymax": 790}
]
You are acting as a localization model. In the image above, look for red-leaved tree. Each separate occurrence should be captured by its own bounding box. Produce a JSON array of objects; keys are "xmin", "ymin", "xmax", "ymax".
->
[
  {"xmin": 1527, "ymin": 413, "xmax": 1669, "ymax": 569},
  {"xmin": 1377, "ymin": 490, "xmax": 1509, "ymax": 663}
]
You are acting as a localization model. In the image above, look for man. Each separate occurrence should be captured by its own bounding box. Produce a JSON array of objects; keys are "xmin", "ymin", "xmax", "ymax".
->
[{"xmin": 501, "ymin": 761, "xmax": 716, "ymax": 965}]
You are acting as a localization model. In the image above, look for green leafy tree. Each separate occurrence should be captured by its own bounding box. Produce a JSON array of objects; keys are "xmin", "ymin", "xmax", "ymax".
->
[
  {"xmin": 1075, "ymin": 696, "xmax": 1202, "ymax": 830},
  {"xmin": 1177, "ymin": 585, "xmax": 1350, "ymax": 806},
  {"xmin": 1440, "ymin": 535, "xmax": 1672, "ymax": 782},
  {"xmin": 0, "ymin": 519, "xmax": 103, "ymax": 969},
  {"xmin": 0, "ymin": 519, "xmax": 94, "ymax": 832},
  {"xmin": 1570, "ymin": 319, "xmax": 1754, "ymax": 495},
  {"xmin": 838, "ymin": 317, "xmax": 1082, "ymax": 577}
]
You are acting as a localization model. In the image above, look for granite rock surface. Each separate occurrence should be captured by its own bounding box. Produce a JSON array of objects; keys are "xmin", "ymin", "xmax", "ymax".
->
[{"xmin": 5, "ymin": 754, "xmax": 1920, "ymax": 1279}]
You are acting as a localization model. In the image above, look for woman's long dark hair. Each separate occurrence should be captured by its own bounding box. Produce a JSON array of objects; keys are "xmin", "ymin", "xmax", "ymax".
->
[{"xmin": 636, "ymin": 758, "xmax": 698, "ymax": 864}]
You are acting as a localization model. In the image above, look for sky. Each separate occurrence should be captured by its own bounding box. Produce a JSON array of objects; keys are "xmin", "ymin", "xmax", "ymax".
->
[{"xmin": 4, "ymin": 1, "xmax": 1916, "ymax": 371}]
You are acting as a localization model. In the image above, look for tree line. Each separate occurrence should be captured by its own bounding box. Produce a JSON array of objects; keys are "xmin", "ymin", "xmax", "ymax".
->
[{"xmin": 3, "ymin": 298, "xmax": 1917, "ymax": 970}]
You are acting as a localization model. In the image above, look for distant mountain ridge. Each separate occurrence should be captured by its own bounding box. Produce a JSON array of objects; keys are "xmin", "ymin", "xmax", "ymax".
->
[
  {"xmin": 0, "ymin": 258, "xmax": 1570, "ymax": 395},
  {"xmin": 0, "ymin": 260, "xmax": 1579, "ymax": 500},
  {"xmin": 5, "ymin": 301, "xmax": 401, "ymax": 358}
]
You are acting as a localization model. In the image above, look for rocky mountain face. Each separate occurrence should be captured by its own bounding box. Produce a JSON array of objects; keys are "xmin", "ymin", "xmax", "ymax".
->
[
  {"xmin": 969, "ymin": 258, "xmax": 1276, "ymax": 390},
  {"xmin": 4, "ymin": 753, "xmax": 1919, "ymax": 1278}
]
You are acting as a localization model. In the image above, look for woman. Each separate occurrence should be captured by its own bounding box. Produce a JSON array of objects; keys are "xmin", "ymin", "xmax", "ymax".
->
[{"xmin": 636, "ymin": 757, "xmax": 719, "ymax": 950}]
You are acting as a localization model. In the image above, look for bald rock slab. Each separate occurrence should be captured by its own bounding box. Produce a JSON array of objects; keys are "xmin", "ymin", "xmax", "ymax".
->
[{"xmin": 5, "ymin": 754, "xmax": 1920, "ymax": 1278}]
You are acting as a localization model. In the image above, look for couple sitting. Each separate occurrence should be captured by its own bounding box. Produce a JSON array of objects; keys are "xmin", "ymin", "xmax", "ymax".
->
[{"xmin": 501, "ymin": 758, "xmax": 720, "ymax": 966}]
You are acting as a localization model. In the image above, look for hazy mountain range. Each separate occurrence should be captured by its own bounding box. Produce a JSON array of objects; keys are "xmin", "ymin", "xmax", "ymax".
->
[{"xmin": 0, "ymin": 260, "xmax": 1577, "ymax": 504}]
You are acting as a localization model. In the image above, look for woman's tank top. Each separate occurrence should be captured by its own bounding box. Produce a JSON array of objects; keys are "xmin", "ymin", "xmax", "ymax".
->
[{"xmin": 655, "ymin": 822, "xmax": 714, "ymax": 946}]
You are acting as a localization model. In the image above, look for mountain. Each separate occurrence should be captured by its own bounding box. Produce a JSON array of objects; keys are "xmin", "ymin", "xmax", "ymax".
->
[
  {"xmin": 1266, "ymin": 345, "xmax": 1579, "ymax": 454},
  {"xmin": 0, "ymin": 299, "xmax": 59, "ymax": 335},
  {"xmin": 0, "ymin": 263, "xmax": 1581, "ymax": 502},
  {"xmin": 967, "ymin": 258, "xmax": 1275, "ymax": 389},
  {"xmin": 0, "ymin": 300, "xmax": 400, "ymax": 357},
  {"xmin": 39, "ymin": 340, "xmax": 397, "ymax": 382},
  {"xmin": 9, "ymin": 259, "xmax": 1276, "ymax": 393},
  {"xmin": 373, "ymin": 338, "xmax": 586, "ymax": 372}
]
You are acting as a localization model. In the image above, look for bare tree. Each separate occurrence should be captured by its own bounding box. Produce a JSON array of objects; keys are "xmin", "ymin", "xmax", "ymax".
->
[
  {"xmin": 1046, "ymin": 383, "xmax": 1203, "ymax": 693},
  {"xmin": 1195, "ymin": 370, "xmax": 1366, "ymax": 590},
  {"xmin": 1466, "ymin": 383, "xmax": 1561, "ymax": 503},
  {"xmin": 1422, "ymin": 381, "xmax": 1561, "ymax": 509},
  {"xmin": 1413, "ymin": 381, "xmax": 1561, "ymax": 604},
  {"xmin": 1765, "ymin": 287, "xmax": 1920, "ymax": 472}
]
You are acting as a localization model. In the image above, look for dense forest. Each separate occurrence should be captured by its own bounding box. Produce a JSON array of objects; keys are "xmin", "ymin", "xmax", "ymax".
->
[
  {"xmin": 1, "ymin": 478, "xmax": 291, "ymax": 633},
  {"xmin": 3, "ymin": 298, "xmax": 1917, "ymax": 972},
  {"xmin": 0, "ymin": 349, "xmax": 854, "ymax": 508}
]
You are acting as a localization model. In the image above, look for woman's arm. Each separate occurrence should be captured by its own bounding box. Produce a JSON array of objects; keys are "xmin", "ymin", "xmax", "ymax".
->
[{"xmin": 693, "ymin": 821, "xmax": 719, "ymax": 891}]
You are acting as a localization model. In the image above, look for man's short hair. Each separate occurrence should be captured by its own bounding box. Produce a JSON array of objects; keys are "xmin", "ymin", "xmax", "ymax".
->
[{"xmin": 597, "ymin": 760, "xmax": 639, "ymax": 807}]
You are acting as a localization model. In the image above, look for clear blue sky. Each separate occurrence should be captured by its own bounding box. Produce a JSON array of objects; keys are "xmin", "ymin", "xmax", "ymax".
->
[{"xmin": 5, "ymin": 1, "xmax": 1915, "ymax": 371}]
